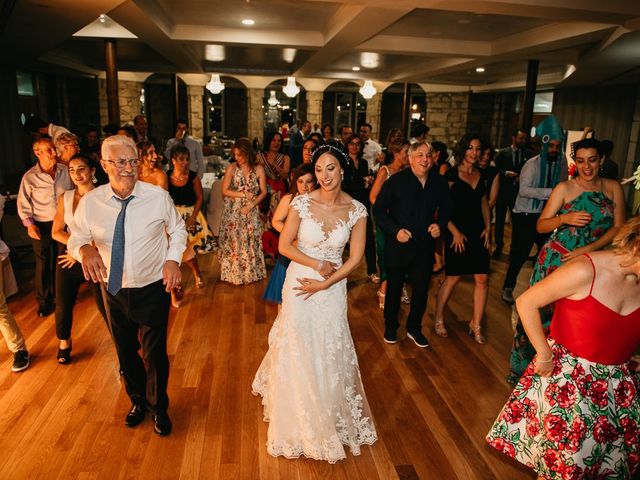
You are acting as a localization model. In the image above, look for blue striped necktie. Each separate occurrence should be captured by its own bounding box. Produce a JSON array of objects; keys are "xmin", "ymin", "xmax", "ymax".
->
[{"xmin": 107, "ymin": 195, "xmax": 134, "ymax": 295}]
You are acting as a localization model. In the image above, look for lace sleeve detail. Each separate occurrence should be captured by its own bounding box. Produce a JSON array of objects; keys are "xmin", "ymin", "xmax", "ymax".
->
[
  {"xmin": 290, "ymin": 193, "xmax": 310, "ymax": 219},
  {"xmin": 348, "ymin": 200, "xmax": 368, "ymax": 228}
]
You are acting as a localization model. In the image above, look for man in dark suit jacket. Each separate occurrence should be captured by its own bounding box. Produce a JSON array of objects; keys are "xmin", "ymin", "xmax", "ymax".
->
[
  {"xmin": 493, "ymin": 129, "xmax": 532, "ymax": 257},
  {"xmin": 373, "ymin": 142, "xmax": 451, "ymax": 348},
  {"xmin": 289, "ymin": 120, "xmax": 311, "ymax": 170}
]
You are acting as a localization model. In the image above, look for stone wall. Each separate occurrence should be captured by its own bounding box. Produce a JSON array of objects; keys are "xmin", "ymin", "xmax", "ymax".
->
[
  {"xmin": 98, "ymin": 79, "xmax": 143, "ymax": 128},
  {"xmin": 425, "ymin": 92, "xmax": 470, "ymax": 147},
  {"xmin": 247, "ymin": 88, "xmax": 264, "ymax": 144},
  {"xmin": 365, "ymin": 94, "xmax": 382, "ymax": 142},
  {"xmin": 187, "ymin": 85, "xmax": 204, "ymax": 139},
  {"xmin": 306, "ymin": 91, "xmax": 323, "ymax": 130}
]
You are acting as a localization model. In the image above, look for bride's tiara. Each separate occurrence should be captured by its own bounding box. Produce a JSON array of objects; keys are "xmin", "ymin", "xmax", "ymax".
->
[{"xmin": 311, "ymin": 144, "xmax": 349, "ymax": 166}]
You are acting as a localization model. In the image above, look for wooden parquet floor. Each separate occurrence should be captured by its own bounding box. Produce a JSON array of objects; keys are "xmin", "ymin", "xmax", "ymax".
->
[{"xmin": 0, "ymin": 240, "xmax": 536, "ymax": 479}]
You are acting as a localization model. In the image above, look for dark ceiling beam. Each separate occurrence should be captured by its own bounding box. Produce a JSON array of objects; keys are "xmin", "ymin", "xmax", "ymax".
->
[
  {"xmin": 293, "ymin": 5, "xmax": 412, "ymax": 77},
  {"xmin": 0, "ymin": 0, "xmax": 126, "ymax": 65},
  {"xmin": 108, "ymin": 0, "xmax": 202, "ymax": 72}
]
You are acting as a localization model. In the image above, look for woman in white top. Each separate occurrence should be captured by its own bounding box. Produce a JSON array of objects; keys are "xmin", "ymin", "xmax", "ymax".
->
[{"xmin": 51, "ymin": 154, "xmax": 107, "ymax": 364}]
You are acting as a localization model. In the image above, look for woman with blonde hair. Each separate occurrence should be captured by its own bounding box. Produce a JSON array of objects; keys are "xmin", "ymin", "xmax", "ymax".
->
[{"xmin": 488, "ymin": 215, "xmax": 640, "ymax": 480}]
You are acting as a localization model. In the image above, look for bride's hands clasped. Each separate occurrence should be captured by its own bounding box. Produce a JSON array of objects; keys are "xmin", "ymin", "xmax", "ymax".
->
[
  {"xmin": 315, "ymin": 260, "xmax": 338, "ymax": 279},
  {"xmin": 295, "ymin": 277, "xmax": 327, "ymax": 299}
]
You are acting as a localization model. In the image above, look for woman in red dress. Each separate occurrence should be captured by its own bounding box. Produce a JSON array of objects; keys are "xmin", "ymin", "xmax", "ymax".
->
[{"xmin": 487, "ymin": 216, "xmax": 640, "ymax": 480}]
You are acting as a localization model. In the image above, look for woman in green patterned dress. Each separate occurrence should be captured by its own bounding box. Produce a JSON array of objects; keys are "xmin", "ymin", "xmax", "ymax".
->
[{"xmin": 507, "ymin": 138, "xmax": 625, "ymax": 384}]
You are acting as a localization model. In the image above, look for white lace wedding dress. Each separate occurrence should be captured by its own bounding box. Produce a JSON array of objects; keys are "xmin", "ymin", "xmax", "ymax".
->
[{"xmin": 252, "ymin": 193, "xmax": 377, "ymax": 463}]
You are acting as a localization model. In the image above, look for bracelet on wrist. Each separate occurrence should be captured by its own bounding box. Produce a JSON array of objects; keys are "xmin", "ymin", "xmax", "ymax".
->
[
  {"xmin": 536, "ymin": 354, "xmax": 553, "ymax": 364},
  {"xmin": 314, "ymin": 260, "xmax": 324, "ymax": 273}
]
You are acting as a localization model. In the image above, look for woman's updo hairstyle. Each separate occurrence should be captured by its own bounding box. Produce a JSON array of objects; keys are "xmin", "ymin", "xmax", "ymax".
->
[{"xmin": 311, "ymin": 144, "xmax": 349, "ymax": 171}]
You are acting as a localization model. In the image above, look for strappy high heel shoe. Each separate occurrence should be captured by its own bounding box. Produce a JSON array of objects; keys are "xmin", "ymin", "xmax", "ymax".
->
[
  {"xmin": 377, "ymin": 290, "xmax": 385, "ymax": 309},
  {"xmin": 468, "ymin": 323, "xmax": 486, "ymax": 344},
  {"xmin": 401, "ymin": 286, "xmax": 410, "ymax": 304},
  {"xmin": 434, "ymin": 318, "xmax": 448, "ymax": 338}
]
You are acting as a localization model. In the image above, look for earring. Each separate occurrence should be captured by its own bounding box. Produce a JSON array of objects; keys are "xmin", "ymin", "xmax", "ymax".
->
[
  {"xmin": 341, "ymin": 170, "xmax": 344, "ymax": 181},
  {"xmin": 92, "ymin": 174, "xmax": 98, "ymax": 184}
]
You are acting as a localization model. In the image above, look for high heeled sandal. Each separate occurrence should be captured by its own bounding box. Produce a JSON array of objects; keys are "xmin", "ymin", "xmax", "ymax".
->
[
  {"xmin": 434, "ymin": 318, "xmax": 448, "ymax": 338},
  {"xmin": 171, "ymin": 285, "xmax": 183, "ymax": 308},
  {"xmin": 377, "ymin": 290, "xmax": 385, "ymax": 309},
  {"xmin": 401, "ymin": 286, "xmax": 410, "ymax": 304},
  {"xmin": 57, "ymin": 340, "xmax": 72, "ymax": 364},
  {"xmin": 468, "ymin": 324, "xmax": 486, "ymax": 344}
]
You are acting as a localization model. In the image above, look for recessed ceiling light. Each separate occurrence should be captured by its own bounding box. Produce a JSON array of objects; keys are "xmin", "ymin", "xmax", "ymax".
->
[
  {"xmin": 242, "ymin": 18, "xmax": 255, "ymax": 26},
  {"xmin": 205, "ymin": 44, "xmax": 225, "ymax": 62},
  {"xmin": 352, "ymin": 66, "xmax": 360, "ymax": 71},
  {"xmin": 476, "ymin": 67, "xmax": 485, "ymax": 73},
  {"xmin": 99, "ymin": 14, "xmax": 108, "ymax": 23},
  {"xmin": 360, "ymin": 52, "xmax": 380, "ymax": 69},
  {"xmin": 283, "ymin": 48, "xmax": 296, "ymax": 63}
]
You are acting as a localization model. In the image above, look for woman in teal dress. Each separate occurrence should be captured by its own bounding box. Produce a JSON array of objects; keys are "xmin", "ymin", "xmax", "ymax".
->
[{"xmin": 507, "ymin": 138, "xmax": 625, "ymax": 383}]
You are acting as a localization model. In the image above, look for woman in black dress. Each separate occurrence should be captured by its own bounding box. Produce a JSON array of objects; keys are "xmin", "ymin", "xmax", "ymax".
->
[
  {"xmin": 168, "ymin": 144, "xmax": 215, "ymax": 307},
  {"xmin": 344, "ymin": 133, "xmax": 378, "ymax": 282},
  {"xmin": 433, "ymin": 134, "xmax": 491, "ymax": 343}
]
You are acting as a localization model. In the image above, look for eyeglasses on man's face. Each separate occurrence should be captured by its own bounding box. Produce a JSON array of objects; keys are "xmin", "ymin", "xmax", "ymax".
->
[{"xmin": 106, "ymin": 158, "xmax": 140, "ymax": 168}]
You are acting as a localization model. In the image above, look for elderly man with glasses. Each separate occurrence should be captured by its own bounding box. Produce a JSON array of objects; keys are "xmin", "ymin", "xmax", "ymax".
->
[
  {"xmin": 373, "ymin": 142, "xmax": 452, "ymax": 348},
  {"xmin": 68, "ymin": 135, "xmax": 186, "ymax": 436}
]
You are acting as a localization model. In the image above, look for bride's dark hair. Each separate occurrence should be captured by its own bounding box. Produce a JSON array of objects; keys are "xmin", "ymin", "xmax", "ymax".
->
[{"xmin": 310, "ymin": 144, "xmax": 349, "ymax": 171}]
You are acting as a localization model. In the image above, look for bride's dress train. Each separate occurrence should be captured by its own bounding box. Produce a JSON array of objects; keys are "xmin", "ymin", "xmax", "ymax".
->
[{"xmin": 252, "ymin": 194, "xmax": 377, "ymax": 463}]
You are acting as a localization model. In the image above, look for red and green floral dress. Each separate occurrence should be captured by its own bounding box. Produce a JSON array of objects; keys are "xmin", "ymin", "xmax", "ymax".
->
[
  {"xmin": 508, "ymin": 191, "xmax": 615, "ymax": 384},
  {"xmin": 488, "ymin": 257, "xmax": 640, "ymax": 480}
]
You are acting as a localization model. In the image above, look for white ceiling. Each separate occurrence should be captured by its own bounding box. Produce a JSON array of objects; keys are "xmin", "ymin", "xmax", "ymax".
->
[{"xmin": 2, "ymin": 0, "xmax": 640, "ymax": 91}]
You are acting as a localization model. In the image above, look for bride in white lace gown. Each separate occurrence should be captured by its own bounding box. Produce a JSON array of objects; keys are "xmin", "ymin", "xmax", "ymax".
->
[{"xmin": 252, "ymin": 145, "xmax": 377, "ymax": 463}]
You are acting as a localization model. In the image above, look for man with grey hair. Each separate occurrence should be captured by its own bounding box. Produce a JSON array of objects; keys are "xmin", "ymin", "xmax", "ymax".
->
[
  {"xmin": 373, "ymin": 141, "xmax": 451, "ymax": 348},
  {"xmin": 68, "ymin": 135, "xmax": 186, "ymax": 436},
  {"xmin": 17, "ymin": 137, "xmax": 72, "ymax": 317},
  {"xmin": 54, "ymin": 132, "xmax": 80, "ymax": 165}
]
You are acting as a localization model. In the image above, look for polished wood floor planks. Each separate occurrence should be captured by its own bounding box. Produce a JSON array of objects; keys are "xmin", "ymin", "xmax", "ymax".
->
[{"xmin": 0, "ymin": 242, "xmax": 535, "ymax": 479}]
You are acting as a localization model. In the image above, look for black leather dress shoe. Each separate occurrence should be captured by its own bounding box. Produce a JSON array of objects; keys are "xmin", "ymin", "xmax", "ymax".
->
[
  {"xmin": 124, "ymin": 404, "xmax": 146, "ymax": 427},
  {"xmin": 38, "ymin": 304, "xmax": 54, "ymax": 317},
  {"xmin": 153, "ymin": 412, "xmax": 172, "ymax": 436}
]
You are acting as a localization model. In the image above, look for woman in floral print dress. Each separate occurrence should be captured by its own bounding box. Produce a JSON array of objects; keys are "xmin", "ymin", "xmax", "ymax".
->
[
  {"xmin": 507, "ymin": 139, "xmax": 625, "ymax": 384},
  {"xmin": 218, "ymin": 138, "xmax": 268, "ymax": 285},
  {"xmin": 488, "ymin": 216, "xmax": 640, "ymax": 480}
]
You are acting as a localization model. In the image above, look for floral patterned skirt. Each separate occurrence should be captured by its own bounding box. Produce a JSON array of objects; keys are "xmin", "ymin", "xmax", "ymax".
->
[
  {"xmin": 176, "ymin": 206, "xmax": 216, "ymax": 260},
  {"xmin": 487, "ymin": 339, "xmax": 640, "ymax": 480}
]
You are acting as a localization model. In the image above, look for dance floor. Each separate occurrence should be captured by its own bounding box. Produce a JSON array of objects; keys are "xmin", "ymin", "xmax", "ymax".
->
[{"xmin": 0, "ymin": 245, "xmax": 536, "ymax": 479}]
